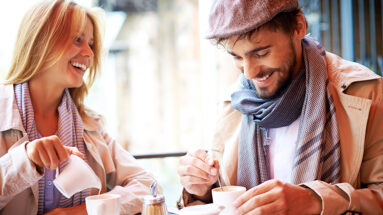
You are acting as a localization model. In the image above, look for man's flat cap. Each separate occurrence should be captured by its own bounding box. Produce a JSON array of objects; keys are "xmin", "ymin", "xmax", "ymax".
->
[{"xmin": 206, "ymin": 0, "xmax": 299, "ymax": 39}]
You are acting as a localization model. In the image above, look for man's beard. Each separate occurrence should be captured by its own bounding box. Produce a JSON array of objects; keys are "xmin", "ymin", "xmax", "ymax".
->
[{"xmin": 255, "ymin": 41, "xmax": 297, "ymax": 99}]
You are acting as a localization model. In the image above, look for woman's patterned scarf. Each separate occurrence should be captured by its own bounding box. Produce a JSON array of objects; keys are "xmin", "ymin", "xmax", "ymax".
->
[{"xmin": 14, "ymin": 82, "xmax": 91, "ymax": 214}]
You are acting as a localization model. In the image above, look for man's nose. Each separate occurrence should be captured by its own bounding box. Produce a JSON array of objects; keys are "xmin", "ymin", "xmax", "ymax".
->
[{"xmin": 243, "ymin": 59, "xmax": 260, "ymax": 79}]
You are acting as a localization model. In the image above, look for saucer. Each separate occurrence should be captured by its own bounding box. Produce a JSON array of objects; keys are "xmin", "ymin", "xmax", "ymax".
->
[{"xmin": 179, "ymin": 204, "xmax": 223, "ymax": 215}]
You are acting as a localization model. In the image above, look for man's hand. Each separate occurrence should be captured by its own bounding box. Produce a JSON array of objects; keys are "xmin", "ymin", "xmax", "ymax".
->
[
  {"xmin": 43, "ymin": 203, "xmax": 86, "ymax": 215},
  {"xmin": 26, "ymin": 135, "xmax": 84, "ymax": 170},
  {"xmin": 178, "ymin": 149, "xmax": 219, "ymax": 197},
  {"xmin": 233, "ymin": 179, "xmax": 322, "ymax": 215}
]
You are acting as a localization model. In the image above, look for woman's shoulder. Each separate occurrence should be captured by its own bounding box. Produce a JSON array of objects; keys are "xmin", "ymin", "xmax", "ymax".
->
[
  {"xmin": 0, "ymin": 84, "xmax": 14, "ymax": 98},
  {"xmin": 82, "ymin": 109, "xmax": 105, "ymax": 132}
]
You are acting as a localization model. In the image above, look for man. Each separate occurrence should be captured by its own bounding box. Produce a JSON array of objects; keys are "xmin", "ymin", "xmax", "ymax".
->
[{"xmin": 178, "ymin": 0, "xmax": 383, "ymax": 214}]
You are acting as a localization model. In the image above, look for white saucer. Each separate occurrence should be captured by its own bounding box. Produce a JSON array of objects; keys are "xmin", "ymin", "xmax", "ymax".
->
[{"xmin": 179, "ymin": 204, "xmax": 223, "ymax": 215}]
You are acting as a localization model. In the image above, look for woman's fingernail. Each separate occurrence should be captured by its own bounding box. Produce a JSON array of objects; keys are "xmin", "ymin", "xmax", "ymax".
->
[{"xmin": 232, "ymin": 201, "xmax": 238, "ymax": 207}]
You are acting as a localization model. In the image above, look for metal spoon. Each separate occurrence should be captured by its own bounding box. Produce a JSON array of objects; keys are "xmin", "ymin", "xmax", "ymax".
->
[
  {"xmin": 205, "ymin": 150, "xmax": 224, "ymax": 191},
  {"xmin": 217, "ymin": 173, "xmax": 223, "ymax": 191}
]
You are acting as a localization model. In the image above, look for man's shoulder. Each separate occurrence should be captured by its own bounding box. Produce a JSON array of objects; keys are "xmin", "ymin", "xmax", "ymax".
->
[
  {"xmin": 326, "ymin": 52, "xmax": 381, "ymax": 88},
  {"xmin": 326, "ymin": 52, "xmax": 383, "ymax": 102}
]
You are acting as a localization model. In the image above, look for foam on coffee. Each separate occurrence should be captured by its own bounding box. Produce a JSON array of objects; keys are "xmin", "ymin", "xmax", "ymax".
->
[{"xmin": 212, "ymin": 186, "xmax": 245, "ymax": 192}]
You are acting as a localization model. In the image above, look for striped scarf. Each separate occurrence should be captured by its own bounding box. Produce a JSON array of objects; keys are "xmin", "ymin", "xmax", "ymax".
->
[
  {"xmin": 231, "ymin": 36, "xmax": 341, "ymax": 189},
  {"xmin": 14, "ymin": 82, "xmax": 91, "ymax": 214}
]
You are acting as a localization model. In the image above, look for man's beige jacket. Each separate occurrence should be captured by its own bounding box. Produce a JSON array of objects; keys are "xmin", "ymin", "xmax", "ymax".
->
[{"xmin": 208, "ymin": 52, "xmax": 383, "ymax": 214}]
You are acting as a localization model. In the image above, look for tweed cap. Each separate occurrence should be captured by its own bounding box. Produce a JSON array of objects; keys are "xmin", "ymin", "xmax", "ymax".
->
[{"xmin": 206, "ymin": 0, "xmax": 299, "ymax": 39}]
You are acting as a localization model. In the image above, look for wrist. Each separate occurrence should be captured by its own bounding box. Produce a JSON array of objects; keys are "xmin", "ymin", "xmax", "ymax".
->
[
  {"xmin": 191, "ymin": 185, "xmax": 213, "ymax": 203},
  {"xmin": 306, "ymin": 187, "xmax": 322, "ymax": 214}
]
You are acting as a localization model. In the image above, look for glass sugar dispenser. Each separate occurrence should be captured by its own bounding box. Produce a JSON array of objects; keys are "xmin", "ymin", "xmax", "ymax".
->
[{"xmin": 141, "ymin": 181, "xmax": 167, "ymax": 215}]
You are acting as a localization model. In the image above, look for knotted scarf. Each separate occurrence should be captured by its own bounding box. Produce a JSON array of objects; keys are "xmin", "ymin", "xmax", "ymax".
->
[
  {"xmin": 232, "ymin": 36, "xmax": 341, "ymax": 189},
  {"xmin": 14, "ymin": 82, "xmax": 91, "ymax": 214}
]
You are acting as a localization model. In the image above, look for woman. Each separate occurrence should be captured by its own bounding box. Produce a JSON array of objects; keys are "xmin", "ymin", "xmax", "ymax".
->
[{"xmin": 0, "ymin": 0, "xmax": 155, "ymax": 214}]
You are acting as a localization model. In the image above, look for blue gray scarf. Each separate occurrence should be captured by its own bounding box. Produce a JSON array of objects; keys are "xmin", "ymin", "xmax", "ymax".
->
[
  {"xmin": 232, "ymin": 36, "xmax": 341, "ymax": 189},
  {"xmin": 14, "ymin": 82, "xmax": 91, "ymax": 214}
]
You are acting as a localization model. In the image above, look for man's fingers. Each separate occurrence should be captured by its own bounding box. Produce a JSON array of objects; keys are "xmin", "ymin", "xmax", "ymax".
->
[
  {"xmin": 210, "ymin": 160, "xmax": 220, "ymax": 175},
  {"xmin": 180, "ymin": 175, "xmax": 213, "ymax": 186},
  {"xmin": 178, "ymin": 162, "xmax": 217, "ymax": 181},
  {"xmin": 187, "ymin": 149, "xmax": 209, "ymax": 162},
  {"xmin": 183, "ymin": 149, "xmax": 220, "ymax": 176},
  {"xmin": 237, "ymin": 201, "xmax": 282, "ymax": 215},
  {"xmin": 183, "ymin": 156, "xmax": 215, "ymax": 176},
  {"xmin": 235, "ymin": 191, "xmax": 277, "ymax": 214},
  {"xmin": 233, "ymin": 180, "xmax": 278, "ymax": 208}
]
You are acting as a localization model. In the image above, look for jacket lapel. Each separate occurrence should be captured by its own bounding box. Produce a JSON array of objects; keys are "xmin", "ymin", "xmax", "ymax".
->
[
  {"xmin": 0, "ymin": 84, "xmax": 25, "ymax": 133},
  {"xmin": 332, "ymin": 86, "xmax": 371, "ymax": 186},
  {"xmin": 326, "ymin": 52, "xmax": 376, "ymax": 186}
]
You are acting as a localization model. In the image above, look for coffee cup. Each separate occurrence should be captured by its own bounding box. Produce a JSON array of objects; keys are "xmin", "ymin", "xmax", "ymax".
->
[
  {"xmin": 86, "ymin": 194, "xmax": 121, "ymax": 215},
  {"xmin": 212, "ymin": 186, "xmax": 246, "ymax": 215},
  {"xmin": 53, "ymin": 154, "xmax": 101, "ymax": 198}
]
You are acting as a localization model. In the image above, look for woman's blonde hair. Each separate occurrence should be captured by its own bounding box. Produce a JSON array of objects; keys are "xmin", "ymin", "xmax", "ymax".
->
[{"xmin": 5, "ymin": 0, "xmax": 105, "ymax": 116}]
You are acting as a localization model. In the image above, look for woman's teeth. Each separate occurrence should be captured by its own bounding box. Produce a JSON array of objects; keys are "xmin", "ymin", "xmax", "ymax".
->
[{"xmin": 71, "ymin": 62, "xmax": 87, "ymax": 71}]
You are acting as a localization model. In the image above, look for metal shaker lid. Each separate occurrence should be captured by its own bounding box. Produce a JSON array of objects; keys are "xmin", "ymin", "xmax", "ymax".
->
[{"xmin": 143, "ymin": 194, "xmax": 165, "ymax": 205}]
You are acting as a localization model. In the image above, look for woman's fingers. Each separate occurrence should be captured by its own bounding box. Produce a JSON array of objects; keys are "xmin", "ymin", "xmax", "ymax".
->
[
  {"xmin": 26, "ymin": 135, "xmax": 83, "ymax": 170},
  {"xmin": 65, "ymin": 146, "xmax": 84, "ymax": 159}
]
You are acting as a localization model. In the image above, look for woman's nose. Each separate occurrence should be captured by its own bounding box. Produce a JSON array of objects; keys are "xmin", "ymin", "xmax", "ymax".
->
[{"xmin": 82, "ymin": 43, "xmax": 94, "ymax": 58}]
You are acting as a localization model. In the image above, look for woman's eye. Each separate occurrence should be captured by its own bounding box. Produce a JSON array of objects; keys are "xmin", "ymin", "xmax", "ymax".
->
[
  {"xmin": 75, "ymin": 37, "xmax": 82, "ymax": 44},
  {"xmin": 89, "ymin": 44, "xmax": 94, "ymax": 50}
]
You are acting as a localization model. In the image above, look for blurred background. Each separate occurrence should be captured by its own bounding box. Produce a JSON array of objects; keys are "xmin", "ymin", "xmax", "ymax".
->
[{"xmin": 0, "ymin": 0, "xmax": 382, "ymax": 208}]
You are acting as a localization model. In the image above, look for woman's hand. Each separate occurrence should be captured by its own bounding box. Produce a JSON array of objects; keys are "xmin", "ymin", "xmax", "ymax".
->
[
  {"xmin": 26, "ymin": 135, "xmax": 84, "ymax": 170},
  {"xmin": 178, "ymin": 149, "xmax": 219, "ymax": 197},
  {"xmin": 44, "ymin": 203, "xmax": 86, "ymax": 215}
]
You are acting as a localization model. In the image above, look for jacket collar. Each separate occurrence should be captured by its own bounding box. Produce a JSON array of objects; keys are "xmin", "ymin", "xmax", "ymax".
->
[
  {"xmin": 0, "ymin": 84, "xmax": 25, "ymax": 132},
  {"xmin": 325, "ymin": 52, "xmax": 381, "ymax": 92},
  {"xmin": 0, "ymin": 84, "xmax": 99, "ymax": 133}
]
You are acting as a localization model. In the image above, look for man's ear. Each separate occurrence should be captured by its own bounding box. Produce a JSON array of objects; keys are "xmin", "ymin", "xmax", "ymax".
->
[{"xmin": 295, "ymin": 12, "xmax": 307, "ymax": 40}]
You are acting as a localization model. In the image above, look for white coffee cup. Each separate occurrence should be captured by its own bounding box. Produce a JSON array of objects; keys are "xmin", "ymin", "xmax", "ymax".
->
[
  {"xmin": 212, "ymin": 186, "xmax": 246, "ymax": 215},
  {"xmin": 86, "ymin": 194, "xmax": 121, "ymax": 215},
  {"xmin": 53, "ymin": 154, "xmax": 101, "ymax": 198}
]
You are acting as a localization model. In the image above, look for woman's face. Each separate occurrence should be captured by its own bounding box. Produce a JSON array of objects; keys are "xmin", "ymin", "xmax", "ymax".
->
[{"xmin": 42, "ymin": 17, "xmax": 94, "ymax": 89}]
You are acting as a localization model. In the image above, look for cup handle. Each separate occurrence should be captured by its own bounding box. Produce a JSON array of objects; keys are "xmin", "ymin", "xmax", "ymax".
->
[{"xmin": 55, "ymin": 167, "xmax": 59, "ymax": 177}]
